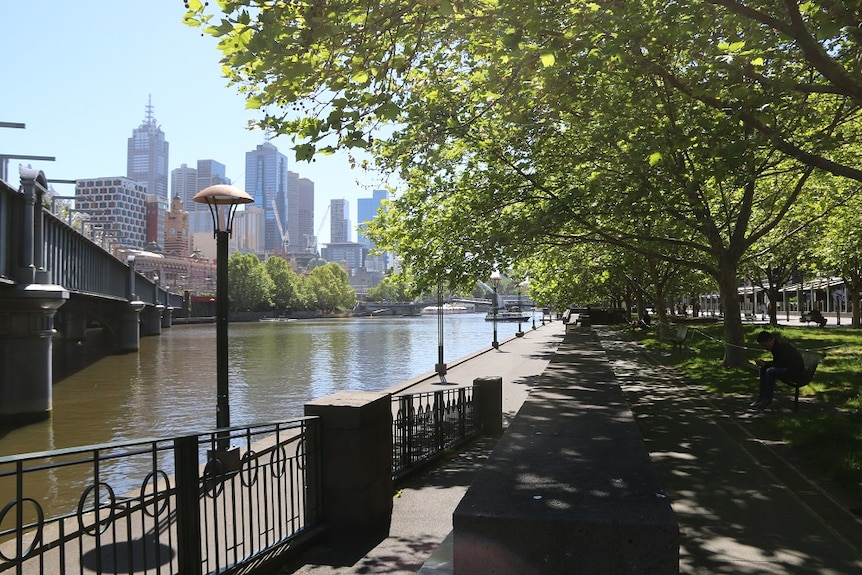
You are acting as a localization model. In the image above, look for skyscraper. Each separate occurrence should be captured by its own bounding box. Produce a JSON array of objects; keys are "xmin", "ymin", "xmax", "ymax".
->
[
  {"xmin": 171, "ymin": 160, "xmax": 231, "ymax": 236},
  {"xmin": 286, "ymin": 171, "xmax": 315, "ymax": 254},
  {"xmin": 171, "ymin": 163, "xmax": 198, "ymax": 207},
  {"xmin": 297, "ymin": 177, "xmax": 315, "ymax": 252},
  {"xmin": 127, "ymin": 96, "xmax": 169, "ymax": 201},
  {"xmin": 330, "ymin": 198, "xmax": 351, "ymax": 243},
  {"xmin": 357, "ymin": 189, "xmax": 389, "ymax": 248},
  {"xmin": 357, "ymin": 189, "xmax": 390, "ymax": 274},
  {"xmin": 245, "ymin": 141, "xmax": 288, "ymax": 255},
  {"xmin": 196, "ymin": 159, "xmax": 229, "ymax": 194}
]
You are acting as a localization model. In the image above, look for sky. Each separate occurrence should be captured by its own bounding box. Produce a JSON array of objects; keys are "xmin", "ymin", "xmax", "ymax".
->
[{"xmin": 2, "ymin": 0, "xmax": 392, "ymax": 244}]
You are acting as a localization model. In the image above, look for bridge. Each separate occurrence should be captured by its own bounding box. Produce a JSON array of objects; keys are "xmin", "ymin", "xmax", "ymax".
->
[{"xmin": 1, "ymin": 169, "xmax": 183, "ymax": 424}]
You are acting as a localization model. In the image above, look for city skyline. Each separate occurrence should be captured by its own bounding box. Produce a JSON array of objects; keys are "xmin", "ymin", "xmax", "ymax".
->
[{"xmin": 2, "ymin": 0, "xmax": 392, "ymax": 246}]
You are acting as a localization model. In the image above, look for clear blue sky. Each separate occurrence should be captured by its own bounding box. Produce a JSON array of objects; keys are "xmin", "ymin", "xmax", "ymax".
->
[{"xmin": 2, "ymin": 0, "xmax": 391, "ymax": 243}]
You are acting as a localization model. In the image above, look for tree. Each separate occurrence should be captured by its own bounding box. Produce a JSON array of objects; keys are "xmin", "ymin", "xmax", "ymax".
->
[
  {"xmin": 265, "ymin": 255, "xmax": 299, "ymax": 310},
  {"xmin": 366, "ymin": 273, "xmax": 417, "ymax": 302},
  {"xmin": 307, "ymin": 263, "xmax": 356, "ymax": 313},
  {"xmin": 228, "ymin": 252, "xmax": 274, "ymax": 311},
  {"xmin": 820, "ymin": 194, "xmax": 862, "ymax": 328},
  {"xmin": 185, "ymin": 0, "xmax": 862, "ymax": 364}
]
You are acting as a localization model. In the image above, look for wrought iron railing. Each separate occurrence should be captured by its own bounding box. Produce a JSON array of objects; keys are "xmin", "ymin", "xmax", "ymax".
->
[
  {"xmin": 392, "ymin": 386, "xmax": 480, "ymax": 479},
  {"xmin": 0, "ymin": 418, "xmax": 321, "ymax": 575}
]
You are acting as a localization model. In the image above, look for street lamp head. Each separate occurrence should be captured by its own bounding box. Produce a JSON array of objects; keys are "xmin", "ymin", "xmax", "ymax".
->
[
  {"xmin": 490, "ymin": 270, "xmax": 502, "ymax": 285},
  {"xmin": 193, "ymin": 184, "xmax": 254, "ymax": 237}
]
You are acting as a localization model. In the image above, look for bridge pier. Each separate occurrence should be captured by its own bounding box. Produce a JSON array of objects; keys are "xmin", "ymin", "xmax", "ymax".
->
[
  {"xmin": 0, "ymin": 284, "xmax": 69, "ymax": 423},
  {"xmin": 141, "ymin": 304, "xmax": 164, "ymax": 336},
  {"xmin": 161, "ymin": 307, "xmax": 173, "ymax": 329},
  {"xmin": 116, "ymin": 301, "xmax": 145, "ymax": 352},
  {"xmin": 59, "ymin": 309, "xmax": 89, "ymax": 342}
]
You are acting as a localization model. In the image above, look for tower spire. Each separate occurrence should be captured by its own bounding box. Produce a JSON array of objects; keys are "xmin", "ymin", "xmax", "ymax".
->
[{"xmin": 145, "ymin": 94, "xmax": 155, "ymax": 125}]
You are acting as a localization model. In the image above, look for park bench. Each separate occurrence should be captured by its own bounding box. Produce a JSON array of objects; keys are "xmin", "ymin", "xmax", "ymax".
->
[
  {"xmin": 800, "ymin": 310, "xmax": 827, "ymax": 327},
  {"xmin": 780, "ymin": 351, "xmax": 823, "ymax": 412},
  {"xmin": 667, "ymin": 325, "xmax": 689, "ymax": 353}
]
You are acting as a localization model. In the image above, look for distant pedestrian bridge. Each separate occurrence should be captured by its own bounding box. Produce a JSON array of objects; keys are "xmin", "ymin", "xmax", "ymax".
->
[{"xmin": 1, "ymin": 169, "xmax": 183, "ymax": 423}]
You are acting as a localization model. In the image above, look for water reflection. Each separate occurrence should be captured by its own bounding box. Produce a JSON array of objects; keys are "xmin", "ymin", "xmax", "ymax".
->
[{"xmin": 1, "ymin": 314, "xmax": 523, "ymax": 457}]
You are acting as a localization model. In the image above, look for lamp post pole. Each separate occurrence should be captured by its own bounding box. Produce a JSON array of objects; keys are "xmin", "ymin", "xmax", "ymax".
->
[
  {"xmin": 435, "ymin": 280, "xmax": 448, "ymax": 383},
  {"xmin": 520, "ymin": 278, "xmax": 535, "ymax": 330},
  {"xmin": 491, "ymin": 271, "xmax": 501, "ymax": 349},
  {"xmin": 193, "ymin": 185, "xmax": 254, "ymax": 453},
  {"xmin": 215, "ymin": 226, "xmax": 230, "ymax": 434},
  {"xmin": 516, "ymin": 281, "xmax": 524, "ymax": 337}
]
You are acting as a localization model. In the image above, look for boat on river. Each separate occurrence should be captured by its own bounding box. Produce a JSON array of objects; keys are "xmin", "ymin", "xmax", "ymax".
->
[
  {"xmin": 421, "ymin": 303, "xmax": 475, "ymax": 315},
  {"xmin": 484, "ymin": 306, "xmax": 530, "ymax": 322}
]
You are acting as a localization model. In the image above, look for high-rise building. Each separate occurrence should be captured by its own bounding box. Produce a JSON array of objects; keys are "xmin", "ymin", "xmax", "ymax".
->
[
  {"xmin": 297, "ymin": 177, "xmax": 315, "ymax": 252},
  {"xmin": 196, "ymin": 159, "xmax": 229, "ymax": 195},
  {"xmin": 171, "ymin": 164, "xmax": 198, "ymax": 208},
  {"xmin": 245, "ymin": 141, "xmax": 287, "ymax": 255},
  {"xmin": 330, "ymin": 198, "xmax": 351, "ymax": 243},
  {"xmin": 127, "ymin": 96, "xmax": 169, "ymax": 201},
  {"xmin": 357, "ymin": 189, "xmax": 390, "ymax": 274},
  {"xmin": 76, "ymin": 177, "xmax": 148, "ymax": 249},
  {"xmin": 357, "ymin": 189, "xmax": 389, "ymax": 248},
  {"xmin": 286, "ymin": 171, "xmax": 315, "ymax": 254},
  {"xmin": 172, "ymin": 160, "xmax": 231, "ymax": 236}
]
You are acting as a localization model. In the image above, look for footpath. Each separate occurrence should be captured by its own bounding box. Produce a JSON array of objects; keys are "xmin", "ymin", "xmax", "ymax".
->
[{"xmin": 280, "ymin": 322, "xmax": 862, "ymax": 575}]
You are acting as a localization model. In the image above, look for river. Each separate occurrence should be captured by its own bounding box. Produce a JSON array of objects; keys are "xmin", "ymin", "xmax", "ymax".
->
[{"xmin": 0, "ymin": 313, "xmax": 530, "ymax": 457}]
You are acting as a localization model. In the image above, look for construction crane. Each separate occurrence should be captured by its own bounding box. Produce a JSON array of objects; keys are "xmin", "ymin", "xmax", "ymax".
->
[
  {"xmin": 306, "ymin": 204, "xmax": 330, "ymax": 254},
  {"xmin": 268, "ymin": 188, "xmax": 290, "ymax": 256}
]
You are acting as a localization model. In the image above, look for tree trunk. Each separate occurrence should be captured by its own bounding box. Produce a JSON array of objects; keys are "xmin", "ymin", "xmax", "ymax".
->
[
  {"xmin": 717, "ymin": 270, "xmax": 746, "ymax": 367},
  {"xmin": 849, "ymin": 276, "xmax": 861, "ymax": 328}
]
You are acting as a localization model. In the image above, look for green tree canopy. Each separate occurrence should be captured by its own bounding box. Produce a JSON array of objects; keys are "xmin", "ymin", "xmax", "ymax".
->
[
  {"xmin": 186, "ymin": 0, "xmax": 862, "ymax": 361},
  {"xmin": 229, "ymin": 252, "xmax": 275, "ymax": 311}
]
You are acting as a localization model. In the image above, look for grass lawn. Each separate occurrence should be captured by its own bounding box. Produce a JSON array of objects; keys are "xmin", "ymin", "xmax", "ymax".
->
[{"xmin": 633, "ymin": 321, "xmax": 862, "ymax": 495}]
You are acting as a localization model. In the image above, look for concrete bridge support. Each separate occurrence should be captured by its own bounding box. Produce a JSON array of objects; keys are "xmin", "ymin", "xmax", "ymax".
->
[
  {"xmin": 0, "ymin": 284, "xmax": 68, "ymax": 423},
  {"xmin": 141, "ymin": 305, "xmax": 164, "ymax": 336},
  {"xmin": 161, "ymin": 307, "xmax": 173, "ymax": 329},
  {"xmin": 116, "ymin": 301, "xmax": 145, "ymax": 352}
]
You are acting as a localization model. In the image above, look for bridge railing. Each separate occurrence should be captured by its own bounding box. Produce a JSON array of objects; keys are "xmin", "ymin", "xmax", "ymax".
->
[
  {"xmin": 1, "ymin": 173, "xmax": 182, "ymax": 309},
  {"xmin": 0, "ymin": 418, "xmax": 322, "ymax": 575},
  {"xmin": 0, "ymin": 178, "xmax": 23, "ymax": 285}
]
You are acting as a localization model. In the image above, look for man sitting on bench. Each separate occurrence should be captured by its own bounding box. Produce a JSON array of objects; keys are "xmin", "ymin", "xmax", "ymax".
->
[{"xmin": 751, "ymin": 331, "xmax": 805, "ymax": 410}]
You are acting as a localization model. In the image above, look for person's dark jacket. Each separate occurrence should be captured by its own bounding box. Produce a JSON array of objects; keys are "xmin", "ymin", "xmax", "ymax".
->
[{"xmin": 769, "ymin": 338, "xmax": 806, "ymax": 380}]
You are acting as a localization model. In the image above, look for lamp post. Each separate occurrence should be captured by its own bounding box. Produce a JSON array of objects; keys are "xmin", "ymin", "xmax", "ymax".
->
[
  {"xmin": 491, "ymin": 270, "xmax": 502, "ymax": 349},
  {"xmin": 516, "ymin": 279, "xmax": 525, "ymax": 337},
  {"xmin": 435, "ymin": 279, "xmax": 448, "ymax": 383},
  {"xmin": 193, "ymin": 184, "xmax": 254, "ymax": 452},
  {"xmin": 520, "ymin": 278, "xmax": 535, "ymax": 330}
]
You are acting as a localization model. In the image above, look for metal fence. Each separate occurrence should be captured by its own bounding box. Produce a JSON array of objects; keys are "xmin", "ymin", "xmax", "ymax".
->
[
  {"xmin": 392, "ymin": 386, "xmax": 480, "ymax": 479},
  {"xmin": 1, "ymin": 384, "xmax": 486, "ymax": 574},
  {"xmin": 0, "ymin": 419, "xmax": 321, "ymax": 575}
]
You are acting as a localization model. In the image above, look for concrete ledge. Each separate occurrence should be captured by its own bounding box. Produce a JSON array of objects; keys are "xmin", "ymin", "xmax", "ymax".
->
[{"xmin": 453, "ymin": 330, "xmax": 678, "ymax": 574}]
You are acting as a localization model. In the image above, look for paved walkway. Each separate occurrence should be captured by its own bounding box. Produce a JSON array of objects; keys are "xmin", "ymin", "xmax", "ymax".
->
[
  {"xmin": 279, "ymin": 322, "xmax": 862, "ymax": 574},
  {"xmin": 278, "ymin": 322, "xmax": 565, "ymax": 575}
]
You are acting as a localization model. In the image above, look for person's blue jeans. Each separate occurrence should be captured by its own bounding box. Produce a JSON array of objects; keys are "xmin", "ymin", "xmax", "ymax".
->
[{"xmin": 759, "ymin": 365, "xmax": 787, "ymax": 402}]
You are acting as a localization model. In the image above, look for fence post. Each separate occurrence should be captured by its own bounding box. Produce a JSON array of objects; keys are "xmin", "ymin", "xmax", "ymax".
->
[
  {"xmin": 458, "ymin": 387, "xmax": 467, "ymax": 438},
  {"xmin": 398, "ymin": 395, "xmax": 412, "ymax": 470},
  {"xmin": 173, "ymin": 435, "xmax": 203, "ymax": 575},
  {"xmin": 473, "ymin": 377, "xmax": 503, "ymax": 437},
  {"xmin": 434, "ymin": 390, "xmax": 444, "ymax": 450}
]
